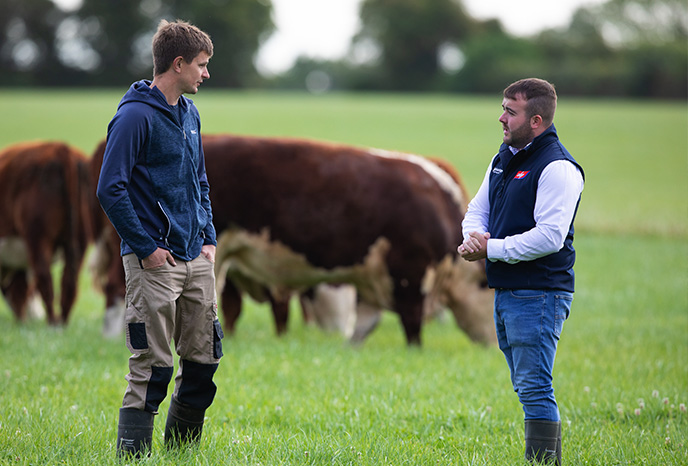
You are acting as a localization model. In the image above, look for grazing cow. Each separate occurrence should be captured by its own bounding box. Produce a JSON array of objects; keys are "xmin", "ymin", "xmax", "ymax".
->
[
  {"xmin": 90, "ymin": 135, "xmax": 496, "ymax": 345},
  {"xmin": 204, "ymin": 135, "xmax": 496, "ymax": 346},
  {"xmin": 0, "ymin": 141, "xmax": 93, "ymax": 325}
]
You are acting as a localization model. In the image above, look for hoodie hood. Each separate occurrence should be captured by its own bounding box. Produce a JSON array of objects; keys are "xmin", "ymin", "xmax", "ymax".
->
[{"xmin": 118, "ymin": 79, "xmax": 190, "ymax": 117}]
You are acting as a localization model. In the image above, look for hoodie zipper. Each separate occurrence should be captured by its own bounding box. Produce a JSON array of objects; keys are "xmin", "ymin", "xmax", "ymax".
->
[{"xmin": 157, "ymin": 201, "xmax": 173, "ymax": 251}]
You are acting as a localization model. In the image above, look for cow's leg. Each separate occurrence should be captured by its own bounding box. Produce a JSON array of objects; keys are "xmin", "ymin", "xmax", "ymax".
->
[
  {"xmin": 220, "ymin": 279, "xmax": 242, "ymax": 334},
  {"xmin": 268, "ymin": 292, "xmax": 290, "ymax": 336},
  {"xmin": 299, "ymin": 288, "xmax": 316, "ymax": 325},
  {"xmin": 26, "ymin": 292, "xmax": 46, "ymax": 320},
  {"xmin": 59, "ymin": 243, "xmax": 85, "ymax": 324},
  {"xmin": 350, "ymin": 302, "xmax": 382, "ymax": 344},
  {"xmin": 28, "ymin": 243, "xmax": 57, "ymax": 325},
  {"xmin": 0, "ymin": 268, "xmax": 30, "ymax": 321},
  {"xmin": 395, "ymin": 290, "xmax": 424, "ymax": 346}
]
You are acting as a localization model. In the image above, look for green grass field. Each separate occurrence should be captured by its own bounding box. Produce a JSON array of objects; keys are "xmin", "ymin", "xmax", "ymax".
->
[{"xmin": 0, "ymin": 89, "xmax": 686, "ymax": 465}]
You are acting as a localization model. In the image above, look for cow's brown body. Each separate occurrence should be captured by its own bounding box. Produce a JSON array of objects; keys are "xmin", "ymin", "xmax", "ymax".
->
[
  {"xmin": 0, "ymin": 141, "xmax": 93, "ymax": 324},
  {"xmin": 203, "ymin": 135, "xmax": 495, "ymax": 345}
]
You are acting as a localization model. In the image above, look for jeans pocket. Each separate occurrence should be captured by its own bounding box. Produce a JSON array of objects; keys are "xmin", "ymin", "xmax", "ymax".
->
[
  {"xmin": 553, "ymin": 294, "xmax": 573, "ymax": 338},
  {"xmin": 504, "ymin": 290, "xmax": 546, "ymax": 346}
]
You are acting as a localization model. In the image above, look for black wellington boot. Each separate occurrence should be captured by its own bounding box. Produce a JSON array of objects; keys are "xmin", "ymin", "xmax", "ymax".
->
[
  {"xmin": 164, "ymin": 396, "xmax": 206, "ymax": 448},
  {"xmin": 525, "ymin": 419, "xmax": 561, "ymax": 465},
  {"xmin": 116, "ymin": 408, "xmax": 155, "ymax": 459}
]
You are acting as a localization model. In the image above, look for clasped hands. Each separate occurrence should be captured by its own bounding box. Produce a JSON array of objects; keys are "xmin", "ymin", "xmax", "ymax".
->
[{"xmin": 458, "ymin": 231, "xmax": 490, "ymax": 262}]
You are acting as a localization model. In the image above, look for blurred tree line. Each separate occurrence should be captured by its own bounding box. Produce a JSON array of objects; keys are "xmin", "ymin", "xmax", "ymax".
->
[
  {"xmin": 1, "ymin": 0, "xmax": 685, "ymax": 98},
  {"xmin": 0, "ymin": 0, "xmax": 274, "ymax": 87}
]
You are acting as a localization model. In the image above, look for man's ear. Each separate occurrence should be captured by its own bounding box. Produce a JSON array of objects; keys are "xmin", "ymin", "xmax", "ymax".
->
[
  {"xmin": 172, "ymin": 56, "xmax": 184, "ymax": 73},
  {"xmin": 530, "ymin": 114, "xmax": 543, "ymax": 129}
]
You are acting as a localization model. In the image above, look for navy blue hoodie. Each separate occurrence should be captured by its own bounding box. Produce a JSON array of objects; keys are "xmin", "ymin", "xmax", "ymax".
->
[{"xmin": 97, "ymin": 80, "xmax": 216, "ymax": 261}]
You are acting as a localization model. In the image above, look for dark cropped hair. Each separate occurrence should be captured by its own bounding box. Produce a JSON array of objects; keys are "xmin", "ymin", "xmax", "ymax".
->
[
  {"xmin": 504, "ymin": 78, "xmax": 557, "ymax": 126},
  {"xmin": 152, "ymin": 19, "xmax": 213, "ymax": 76}
]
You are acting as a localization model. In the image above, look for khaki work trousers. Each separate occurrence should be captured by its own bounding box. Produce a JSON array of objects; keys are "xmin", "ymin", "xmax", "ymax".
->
[{"xmin": 121, "ymin": 253, "xmax": 223, "ymax": 413}]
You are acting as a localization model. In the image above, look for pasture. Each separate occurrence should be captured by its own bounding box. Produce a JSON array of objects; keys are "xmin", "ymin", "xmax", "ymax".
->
[{"xmin": 0, "ymin": 89, "xmax": 686, "ymax": 465}]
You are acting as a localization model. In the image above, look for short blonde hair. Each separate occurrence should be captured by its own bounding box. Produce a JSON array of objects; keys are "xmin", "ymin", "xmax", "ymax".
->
[{"xmin": 152, "ymin": 19, "xmax": 213, "ymax": 76}]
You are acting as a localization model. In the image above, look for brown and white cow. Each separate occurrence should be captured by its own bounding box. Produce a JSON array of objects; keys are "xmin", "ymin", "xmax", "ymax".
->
[
  {"xmin": 91, "ymin": 135, "xmax": 496, "ymax": 345},
  {"xmin": 203, "ymin": 135, "xmax": 496, "ymax": 346},
  {"xmin": 0, "ymin": 141, "xmax": 93, "ymax": 325}
]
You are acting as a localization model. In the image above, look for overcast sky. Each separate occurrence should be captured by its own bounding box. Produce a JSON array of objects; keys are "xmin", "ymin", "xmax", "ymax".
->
[{"xmin": 256, "ymin": 0, "xmax": 607, "ymax": 75}]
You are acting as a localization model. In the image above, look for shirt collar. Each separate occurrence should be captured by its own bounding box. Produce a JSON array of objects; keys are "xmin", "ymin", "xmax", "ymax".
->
[{"xmin": 508, "ymin": 141, "xmax": 532, "ymax": 155}]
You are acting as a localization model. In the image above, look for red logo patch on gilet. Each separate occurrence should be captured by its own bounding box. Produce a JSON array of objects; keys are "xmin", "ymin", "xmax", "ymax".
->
[{"xmin": 514, "ymin": 171, "xmax": 530, "ymax": 179}]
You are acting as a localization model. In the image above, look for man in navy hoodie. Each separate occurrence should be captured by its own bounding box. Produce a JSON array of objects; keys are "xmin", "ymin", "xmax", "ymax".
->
[
  {"xmin": 459, "ymin": 78, "xmax": 584, "ymax": 465},
  {"xmin": 97, "ymin": 19, "xmax": 222, "ymax": 458}
]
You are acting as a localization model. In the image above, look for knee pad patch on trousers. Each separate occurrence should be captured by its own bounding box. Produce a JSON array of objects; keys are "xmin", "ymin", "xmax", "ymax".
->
[
  {"xmin": 178, "ymin": 359, "xmax": 219, "ymax": 411},
  {"xmin": 145, "ymin": 365, "xmax": 174, "ymax": 413}
]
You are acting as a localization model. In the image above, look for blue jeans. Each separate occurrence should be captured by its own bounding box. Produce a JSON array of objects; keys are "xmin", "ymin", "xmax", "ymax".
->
[{"xmin": 494, "ymin": 289, "xmax": 572, "ymax": 421}]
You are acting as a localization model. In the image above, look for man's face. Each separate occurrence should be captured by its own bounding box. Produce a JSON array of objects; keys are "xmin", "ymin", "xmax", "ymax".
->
[
  {"xmin": 179, "ymin": 51, "xmax": 211, "ymax": 95},
  {"xmin": 498, "ymin": 95, "xmax": 534, "ymax": 149}
]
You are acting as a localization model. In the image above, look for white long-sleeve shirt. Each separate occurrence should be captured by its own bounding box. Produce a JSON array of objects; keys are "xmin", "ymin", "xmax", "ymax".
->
[{"xmin": 462, "ymin": 154, "xmax": 584, "ymax": 264}]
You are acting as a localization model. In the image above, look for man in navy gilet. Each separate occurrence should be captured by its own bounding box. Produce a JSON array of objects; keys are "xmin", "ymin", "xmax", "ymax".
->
[{"xmin": 459, "ymin": 78, "xmax": 584, "ymax": 465}]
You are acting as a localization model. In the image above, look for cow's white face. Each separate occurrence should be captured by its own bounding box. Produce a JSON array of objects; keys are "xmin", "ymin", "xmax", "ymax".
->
[
  {"xmin": 444, "ymin": 257, "xmax": 496, "ymax": 345},
  {"xmin": 422, "ymin": 255, "xmax": 496, "ymax": 345}
]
